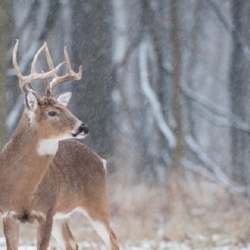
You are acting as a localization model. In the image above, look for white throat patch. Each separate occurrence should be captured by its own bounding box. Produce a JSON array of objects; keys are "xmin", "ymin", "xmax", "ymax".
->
[{"xmin": 37, "ymin": 136, "xmax": 67, "ymax": 155}]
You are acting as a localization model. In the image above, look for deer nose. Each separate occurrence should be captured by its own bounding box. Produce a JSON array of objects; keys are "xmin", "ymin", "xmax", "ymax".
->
[{"xmin": 78, "ymin": 124, "xmax": 89, "ymax": 135}]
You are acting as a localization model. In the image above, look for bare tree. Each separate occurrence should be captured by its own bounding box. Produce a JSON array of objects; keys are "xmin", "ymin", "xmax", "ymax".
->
[
  {"xmin": 0, "ymin": 0, "xmax": 9, "ymax": 149},
  {"xmin": 5, "ymin": 0, "xmax": 250, "ymax": 197},
  {"xmin": 230, "ymin": 1, "xmax": 250, "ymax": 195},
  {"xmin": 69, "ymin": 0, "xmax": 113, "ymax": 160}
]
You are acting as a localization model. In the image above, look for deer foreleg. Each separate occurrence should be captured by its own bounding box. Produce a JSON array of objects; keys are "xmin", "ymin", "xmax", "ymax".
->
[{"xmin": 3, "ymin": 212, "xmax": 20, "ymax": 250}]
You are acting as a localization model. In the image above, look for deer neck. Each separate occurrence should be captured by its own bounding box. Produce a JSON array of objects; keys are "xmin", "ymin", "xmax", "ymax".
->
[{"xmin": 0, "ymin": 112, "xmax": 57, "ymax": 214}]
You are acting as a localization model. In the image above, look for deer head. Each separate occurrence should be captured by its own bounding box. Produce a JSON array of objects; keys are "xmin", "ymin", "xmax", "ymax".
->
[{"xmin": 12, "ymin": 40, "xmax": 89, "ymax": 154}]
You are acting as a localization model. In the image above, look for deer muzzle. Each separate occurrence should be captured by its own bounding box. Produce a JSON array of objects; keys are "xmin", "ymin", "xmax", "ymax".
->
[{"xmin": 73, "ymin": 123, "xmax": 89, "ymax": 138}]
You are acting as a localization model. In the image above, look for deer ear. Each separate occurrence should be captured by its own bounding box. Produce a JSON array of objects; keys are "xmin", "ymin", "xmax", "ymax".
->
[
  {"xmin": 25, "ymin": 92, "xmax": 38, "ymax": 112},
  {"xmin": 56, "ymin": 92, "xmax": 72, "ymax": 107}
]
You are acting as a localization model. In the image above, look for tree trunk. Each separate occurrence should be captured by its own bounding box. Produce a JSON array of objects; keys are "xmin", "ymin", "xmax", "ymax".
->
[
  {"xmin": 170, "ymin": 0, "xmax": 185, "ymax": 172},
  {"xmin": 230, "ymin": 1, "xmax": 250, "ymax": 192},
  {"xmin": 0, "ymin": 0, "xmax": 9, "ymax": 149},
  {"xmin": 71, "ymin": 0, "xmax": 113, "ymax": 159}
]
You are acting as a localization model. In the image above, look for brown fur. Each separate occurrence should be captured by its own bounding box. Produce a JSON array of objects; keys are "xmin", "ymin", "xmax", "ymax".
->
[
  {"xmin": 7, "ymin": 40, "xmax": 98, "ymax": 250},
  {"xmin": 0, "ymin": 96, "xmax": 84, "ymax": 250},
  {"xmin": 32, "ymin": 140, "xmax": 119, "ymax": 250}
]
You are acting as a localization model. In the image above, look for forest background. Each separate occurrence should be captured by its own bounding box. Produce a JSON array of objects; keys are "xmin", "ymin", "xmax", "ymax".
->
[{"xmin": 0, "ymin": 0, "xmax": 250, "ymax": 247}]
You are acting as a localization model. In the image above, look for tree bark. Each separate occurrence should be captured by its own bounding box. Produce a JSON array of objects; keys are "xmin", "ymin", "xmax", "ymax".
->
[
  {"xmin": 0, "ymin": 0, "xmax": 9, "ymax": 149},
  {"xmin": 170, "ymin": 0, "xmax": 185, "ymax": 172},
  {"xmin": 71, "ymin": 0, "xmax": 113, "ymax": 159},
  {"xmin": 230, "ymin": 1, "xmax": 250, "ymax": 191}
]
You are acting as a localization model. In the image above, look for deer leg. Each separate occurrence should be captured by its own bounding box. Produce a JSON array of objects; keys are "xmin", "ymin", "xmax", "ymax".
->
[
  {"xmin": 81, "ymin": 206, "xmax": 119, "ymax": 250},
  {"xmin": 36, "ymin": 210, "xmax": 53, "ymax": 250},
  {"xmin": 52, "ymin": 219, "xmax": 78, "ymax": 250},
  {"xmin": 36, "ymin": 213, "xmax": 46, "ymax": 250},
  {"xmin": 3, "ymin": 212, "xmax": 20, "ymax": 250},
  {"xmin": 60, "ymin": 219, "xmax": 78, "ymax": 250},
  {"xmin": 87, "ymin": 218, "xmax": 119, "ymax": 250}
]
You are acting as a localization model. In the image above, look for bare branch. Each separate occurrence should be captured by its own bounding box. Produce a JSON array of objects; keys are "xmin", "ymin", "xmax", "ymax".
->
[
  {"xmin": 182, "ymin": 158, "xmax": 219, "ymax": 183},
  {"xmin": 181, "ymin": 82, "xmax": 250, "ymax": 134},
  {"xmin": 7, "ymin": 0, "xmax": 61, "ymax": 130},
  {"xmin": 205, "ymin": 0, "xmax": 250, "ymax": 61},
  {"xmin": 185, "ymin": 135, "xmax": 245, "ymax": 194},
  {"xmin": 8, "ymin": 0, "xmax": 61, "ymax": 76},
  {"xmin": 139, "ymin": 40, "xmax": 176, "ymax": 149}
]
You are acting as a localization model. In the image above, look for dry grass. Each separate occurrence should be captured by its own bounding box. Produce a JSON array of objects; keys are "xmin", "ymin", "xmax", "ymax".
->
[
  {"xmin": 106, "ymin": 174, "xmax": 250, "ymax": 245},
  {"xmin": 0, "ymin": 172, "xmax": 249, "ymax": 247}
]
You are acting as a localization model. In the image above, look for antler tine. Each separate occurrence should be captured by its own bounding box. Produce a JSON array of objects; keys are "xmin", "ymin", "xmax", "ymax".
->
[
  {"xmin": 44, "ymin": 78, "xmax": 52, "ymax": 97},
  {"xmin": 64, "ymin": 46, "xmax": 72, "ymax": 72},
  {"xmin": 44, "ymin": 44, "xmax": 55, "ymax": 97},
  {"xmin": 12, "ymin": 40, "xmax": 65, "ymax": 93},
  {"xmin": 13, "ymin": 40, "xmax": 27, "ymax": 93},
  {"xmin": 31, "ymin": 43, "xmax": 46, "ymax": 74},
  {"xmin": 64, "ymin": 46, "xmax": 82, "ymax": 80},
  {"xmin": 44, "ymin": 43, "xmax": 57, "ymax": 76},
  {"xmin": 50, "ymin": 46, "xmax": 82, "ymax": 90}
]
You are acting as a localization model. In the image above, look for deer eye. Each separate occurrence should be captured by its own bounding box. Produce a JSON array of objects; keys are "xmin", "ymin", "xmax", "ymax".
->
[{"xmin": 48, "ymin": 111, "xmax": 57, "ymax": 117}]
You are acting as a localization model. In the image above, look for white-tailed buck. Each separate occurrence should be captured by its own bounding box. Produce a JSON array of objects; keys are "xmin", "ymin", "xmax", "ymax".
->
[
  {"xmin": 1, "ymin": 40, "xmax": 119, "ymax": 250},
  {"xmin": 33, "ymin": 46, "xmax": 120, "ymax": 250},
  {"xmin": 33, "ymin": 140, "xmax": 119, "ymax": 250}
]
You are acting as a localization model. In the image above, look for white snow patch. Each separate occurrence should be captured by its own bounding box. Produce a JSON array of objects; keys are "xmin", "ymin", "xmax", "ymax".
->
[{"xmin": 0, "ymin": 238, "xmax": 5, "ymax": 245}]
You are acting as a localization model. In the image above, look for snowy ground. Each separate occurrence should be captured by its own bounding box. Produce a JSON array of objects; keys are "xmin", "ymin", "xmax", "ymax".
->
[{"xmin": 0, "ymin": 237, "xmax": 249, "ymax": 250}]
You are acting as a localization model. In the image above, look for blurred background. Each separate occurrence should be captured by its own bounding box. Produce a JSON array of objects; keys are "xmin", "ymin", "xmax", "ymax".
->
[{"xmin": 0, "ymin": 0, "xmax": 250, "ymax": 248}]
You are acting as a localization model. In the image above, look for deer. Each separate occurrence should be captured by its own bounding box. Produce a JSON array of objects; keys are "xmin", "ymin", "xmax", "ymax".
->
[
  {"xmin": 3, "ymin": 40, "xmax": 120, "ymax": 250},
  {"xmin": 33, "ymin": 140, "xmax": 120, "ymax": 250},
  {"xmin": 0, "ymin": 40, "xmax": 88, "ymax": 250},
  {"xmin": 31, "ymin": 46, "xmax": 120, "ymax": 250}
]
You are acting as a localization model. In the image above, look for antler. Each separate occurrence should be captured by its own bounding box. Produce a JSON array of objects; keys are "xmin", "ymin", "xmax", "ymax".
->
[
  {"xmin": 13, "ymin": 40, "xmax": 65, "ymax": 94},
  {"xmin": 44, "ymin": 44, "xmax": 82, "ymax": 97}
]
